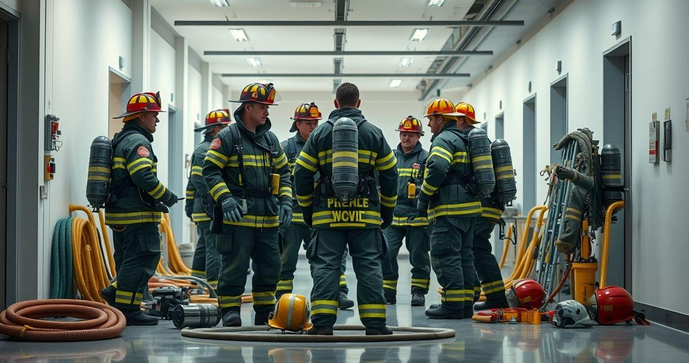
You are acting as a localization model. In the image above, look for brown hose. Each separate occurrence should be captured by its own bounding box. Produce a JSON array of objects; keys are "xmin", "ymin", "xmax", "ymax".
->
[
  {"xmin": 0, "ymin": 299, "xmax": 126, "ymax": 342},
  {"xmin": 544, "ymin": 262, "xmax": 573, "ymax": 306}
]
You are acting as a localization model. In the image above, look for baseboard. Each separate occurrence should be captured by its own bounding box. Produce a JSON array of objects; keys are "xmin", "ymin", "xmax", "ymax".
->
[{"xmin": 635, "ymin": 302, "xmax": 689, "ymax": 333}]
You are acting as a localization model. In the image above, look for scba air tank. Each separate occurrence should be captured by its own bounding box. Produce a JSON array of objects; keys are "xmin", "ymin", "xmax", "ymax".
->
[
  {"xmin": 601, "ymin": 143, "xmax": 623, "ymax": 205},
  {"xmin": 331, "ymin": 117, "xmax": 359, "ymax": 202},
  {"xmin": 86, "ymin": 136, "xmax": 113, "ymax": 210},
  {"xmin": 468, "ymin": 127, "xmax": 496, "ymax": 198},
  {"xmin": 491, "ymin": 139, "xmax": 517, "ymax": 204}
]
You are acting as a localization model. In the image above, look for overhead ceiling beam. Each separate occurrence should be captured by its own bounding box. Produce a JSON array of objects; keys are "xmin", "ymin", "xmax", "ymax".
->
[
  {"xmin": 204, "ymin": 50, "xmax": 494, "ymax": 56},
  {"xmin": 174, "ymin": 20, "xmax": 524, "ymax": 27},
  {"xmin": 220, "ymin": 73, "xmax": 470, "ymax": 78}
]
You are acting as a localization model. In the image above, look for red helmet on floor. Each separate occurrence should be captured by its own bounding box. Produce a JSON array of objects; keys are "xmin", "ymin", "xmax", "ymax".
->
[
  {"xmin": 587, "ymin": 286, "xmax": 635, "ymax": 325},
  {"xmin": 506, "ymin": 279, "xmax": 546, "ymax": 309}
]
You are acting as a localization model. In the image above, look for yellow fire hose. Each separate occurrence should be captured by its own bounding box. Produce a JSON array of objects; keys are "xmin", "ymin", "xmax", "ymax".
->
[
  {"xmin": 503, "ymin": 206, "xmax": 547, "ymax": 288},
  {"xmin": 69, "ymin": 205, "xmax": 111, "ymax": 303},
  {"xmin": 498, "ymin": 222, "xmax": 515, "ymax": 270},
  {"xmin": 160, "ymin": 214, "xmax": 192, "ymax": 275},
  {"xmin": 600, "ymin": 201, "xmax": 624, "ymax": 288}
]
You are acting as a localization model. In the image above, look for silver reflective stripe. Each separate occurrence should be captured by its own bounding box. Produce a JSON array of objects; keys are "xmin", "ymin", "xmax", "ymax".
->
[{"xmin": 287, "ymin": 294, "xmax": 295, "ymax": 329}]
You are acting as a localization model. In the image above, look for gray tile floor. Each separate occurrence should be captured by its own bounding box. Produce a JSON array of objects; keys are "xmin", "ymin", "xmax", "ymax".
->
[{"xmin": 2, "ymin": 258, "xmax": 688, "ymax": 362}]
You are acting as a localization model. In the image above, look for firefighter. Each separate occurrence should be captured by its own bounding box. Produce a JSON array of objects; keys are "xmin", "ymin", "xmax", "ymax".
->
[
  {"xmin": 202, "ymin": 83, "xmax": 292, "ymax": 327},
  {"xmin": 100, "ymin": 92, "xmax": 179, "ymax": 325},
  {"xmin": 185, "ymin": 109, "xmax": 231, "ymax": 291},
  {"xmin": 277, "ymin": 102, "xmax": 354, "ymax": 309},
  {"xmin": 454, "ymin": 102, "xmax": 509, "ymax": 310},
  {"xmin": 382, "ymin": 116, "xmax": 431, "ymax": 307},
  {"xmin": 294, "ymin": 82, "xmax": 398, "ymax": 335},
  {"xmin": 416, "ymin": 98, "xmax": 481, "ymax": 319}
]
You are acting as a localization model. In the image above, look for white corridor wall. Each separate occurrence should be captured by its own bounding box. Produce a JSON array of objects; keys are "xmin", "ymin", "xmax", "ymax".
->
[{"xmin": 450, "ymin": 0, "xmax": 689, "ymax": 314}]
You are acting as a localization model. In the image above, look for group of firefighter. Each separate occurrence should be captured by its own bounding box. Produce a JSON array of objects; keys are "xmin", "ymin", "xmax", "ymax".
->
[{"xmin": 101, "ymin": 81, "xmax": 520, "ymax": 335}]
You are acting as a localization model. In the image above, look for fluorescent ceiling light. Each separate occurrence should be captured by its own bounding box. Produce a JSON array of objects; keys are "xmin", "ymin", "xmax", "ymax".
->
[
  {"xmin": 210, "ymin": 0, "xmax": 229, "ymax": 7},
  {"xmin": 229, "ymin": 29, "xmax": 248, "ymax": 42},
  {"xmin": 246, "ymin": 57, "xmax": 262, "ymax": 67},
  {"xmin": 398, "ymin": 57, "xmax": 414, "ymax": 67},
  {"xmin": 389, "ymin": 79, "xmax": 402, "ymax": 88},
  {"xmin": 427, "ymin": 0, "xmax": 445, "ymax": 6},
  {"xmin": 290, "ymin": 1, "xmax": 322, "ymax": 7},
  {"xmin": 411, "ymin": 28, "xmax": 429, "ymax": 41}
]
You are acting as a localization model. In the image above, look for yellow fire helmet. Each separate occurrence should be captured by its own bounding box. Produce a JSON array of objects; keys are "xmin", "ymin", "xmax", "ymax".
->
[
  {"xmin": 424, "ymin": 98, "xmax": 465, "ymax": 118},
  {"xmin": 267, "ymin": 294, "xmax": 313, "ymax": 332}
]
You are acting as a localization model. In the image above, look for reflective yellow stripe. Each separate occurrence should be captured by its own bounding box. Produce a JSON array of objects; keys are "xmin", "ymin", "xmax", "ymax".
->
[
  {"xmin": 296, "ymin": 158, "xmax": 317, "ymax": 172},
  {"xmin": 472, "ymin": 155, "xmax": 492, "ymax": 163},
  {"xmin": 495, "ymin": 165, "xmax": 513, "ymax": 172},
  {"xmin": 207, "ymin": 150, "xmax": 228, "ymax": 162},
  {"xmin": 210, "ymin": 183, "xmax": 230, "ymax": 200},
  {"xmin": 332, "ymin": 161, "xmax": 359, "ymax": 168},
  {"xmin": 148, "ymin": 182, "xmax": 165, "ymax": 199},
  {"xmin": 421, "ymin": 180, "xmax": 438, "ymax": 196},
  {"xmin": 333, "ymin": 151, "xmax": 358, "ymax": 159},
  {"xmin": 602, "ymin": 174, "xmax": 622, "ymax": 179},
  {"xmin": 89, "ymin": 166, "xmax": 110, "ymax": 173},
  {"xmin": 88, "ymin": 175, "xmax": 110, "ymax": 182},
  {"xmin": 375, "ymin": 151, "xmax": 396, "ymax": 171},
  {"xmin": 273, "ymin": 154, "xmax": 287, "ymax": 168},
  {"xmin": 128, "ymin": 159, "xmax": 153, "ymax": 174}
]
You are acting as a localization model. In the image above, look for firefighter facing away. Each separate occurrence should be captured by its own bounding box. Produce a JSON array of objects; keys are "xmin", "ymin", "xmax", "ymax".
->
[
  {"xmin": 186, "ymin": 109, "xmax": 231, "ymax": 291},
  {"xmin": 294, "ymin": 82, "xmax": 398, "ymax": 335},
  {"xmin": 277, "ymin": 102, "xmax": 354, "ymax": 309},
  {"xmin": 202, "ymin": 83, "xmax": 293, "ymax": 327},
  {"xmin": 382, "ymin": 116, "xmax": 432, "ymax": 307},
  {"xmin": 101, "ymin": 92, "xmax": 180, "ymax": 325},
  {"xmin": 415, "ymin": 98, "xmax": 481, "ymax": 319}
]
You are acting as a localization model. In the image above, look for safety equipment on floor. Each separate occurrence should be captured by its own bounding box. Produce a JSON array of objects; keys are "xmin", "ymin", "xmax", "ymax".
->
[
  {"xmin": 472, "ymin": 308, "xmax": 549, "ymax": 324},
  {"xmin": 0, "ymin": 299, "xmax": 126, "ymax": 341},
  {"xmin": 331, "ymin": 117, "xmax": 359, "ymax": 202},
  {"xmin": 455, "ymin": 102, "xmax": 480, "ymax": 124},
  {"xmin": 113, "ymin": 91, "xmax": 165, "ymax": 121},
  {"xmin": 194, "ymin": 109, "xmax": 231, "ymax": 132},
  {"xmin": 268, "ymin": 294, "xmax": 313, "ymax": 333},
  {"xmin": 172, "ymin": 304, "xmax": 221, "ymax": 329},
  {"xmin": 506, "ymin": 279, "xmax": 546, "ymax": 310},
  {"xmin": 146, "ymin": 286, "xmax": 191, "ymax": 319},
  {"xmin": 424, "ymin": 98, "xmax": 463, "ymax": 117},
  {"xmin": 229, "ymin": 82, "xmax": 279, "ymax": 105},
  {"xmin": 587, "ymin": 286, "xmax": 650, "ymax": 325},
  {"xmin": 86, "ymin": 136, "xmax": 113, "ymax": 211},
  {"xmin": 467, "ymin": 127, "xmax": 495, "ymax": 198},
  {"xmin": 551, "ymin": 300, "xmax": 595, "ymax": 328},
  {"xmin": 491, "ymin": 139, "xmax": 517, "ymax": 205},
  {"xmin": 395, "ymin": 115, "xmax": 424, "ymax": 135},
  {"xmin": 290, "ymin": 102, "xmax": 322, "ymax": 132}
]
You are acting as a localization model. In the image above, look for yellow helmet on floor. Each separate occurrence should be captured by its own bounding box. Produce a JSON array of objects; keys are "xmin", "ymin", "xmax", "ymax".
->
[{"xmin": 268, "ymin": 294, "xmax": 313, "ymax": 332}]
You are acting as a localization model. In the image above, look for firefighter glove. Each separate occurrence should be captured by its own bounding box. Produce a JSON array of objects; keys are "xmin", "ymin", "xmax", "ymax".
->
[
  {"xmin": 221, "ymin": 197, "xmax": 243, "ymax": 223},
  {"xmin": 163, "ymin": 191, "xmax": 180, "ymax": 207},
  {"xmin": 279, "ymin": 203, "xmax": 293, "ymax": 228},
  {"xmin": 185, "ymin": 202, "xmax": 193, "ymax": 219}
]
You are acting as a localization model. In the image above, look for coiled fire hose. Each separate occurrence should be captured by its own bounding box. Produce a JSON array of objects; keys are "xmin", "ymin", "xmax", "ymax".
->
[
  {"xmin": 0, "ymin": 299, "xmax": 126, "ymax": 342},
  {"xmin": 160, "ymin": 215, "xmax": 192, "ymax": 275}
]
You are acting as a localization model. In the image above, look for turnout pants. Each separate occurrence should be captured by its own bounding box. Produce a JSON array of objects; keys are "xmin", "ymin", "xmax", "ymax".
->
[
  {"xmin": 190, "ymin": 221, "xmax": 221, "ymax": 290},
  {"xmin": 308, "ymin": 228, "xmax": 386, "ymax": 329},
  {"xmin": 382, "ymin": 225, "xmax": 431, "ymax": 296},
  {"xmin": 111, "ymin": 223, "xmax": 161, "ymax": 313},
  {"xmin": 277, "ymin": 223, "xmax": 350, "ymax": 296},
  {"xmin": 472, "ymin": 218, "xmax": 507, "ymax": 303},
  {"xmin": 216, "ymin": 226, "xmax": 281, "ymax": 314},
  {"xmin": 430, "ymin": 216, "xmax": 477, "ymax": 310}
]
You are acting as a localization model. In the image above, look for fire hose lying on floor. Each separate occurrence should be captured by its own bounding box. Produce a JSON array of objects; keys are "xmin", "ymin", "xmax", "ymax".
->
[{"xmin": 0, "ymin": 299, "xmax": 126, "ymax": 341}]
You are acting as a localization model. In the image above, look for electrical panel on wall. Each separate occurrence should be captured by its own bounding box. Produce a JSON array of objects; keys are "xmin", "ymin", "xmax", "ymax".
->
[{"xmin": 649, "ymin": 113, "xmax": 659, "ymax": 164}]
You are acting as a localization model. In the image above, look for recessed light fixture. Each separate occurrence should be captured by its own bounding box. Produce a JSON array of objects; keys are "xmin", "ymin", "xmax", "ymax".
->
[
  {"xmin": 290, "ymin": 1, "xmax": 322, "ymax": 7},
  {"xmin": 246, "ymin": 57, "xmax": 262, "ymax": 67},
  {"xmin": 398, "ymin": 57, "xmax": 414, "ymax": 67},
  {"xmin": 229, "ymin": 29, "xmax": 248, "ymax": 42},
  {"xmin": 427, "ymin": 0, "xmax": 445, "ymax": 6},
  {"xmin": 411, "ymin": 28, "xmax": 429, "ymax": 42},
  {"xmin": 389, "ymin": 79, "xmax": 402, "ymax": 88},
  {"xmin": 210, "ymin": 0, "xmax": 229, "ymax": 7}
]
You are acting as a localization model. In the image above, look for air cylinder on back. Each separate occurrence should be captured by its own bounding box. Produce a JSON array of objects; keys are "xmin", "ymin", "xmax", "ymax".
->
[
  {"xmin": 468, "ymin": 127, "xmax": 496, "ymax": 198},
  {"xmin": 331, "ymin": 117, "xmax": 359, "ymax": 202},
  {"xmin": 491, "ymin": 139, "xmax": 517, "ymax": 205},
  {"xmin": 86, "ymin": 136, "xmax": 113, "ymax": 211}
]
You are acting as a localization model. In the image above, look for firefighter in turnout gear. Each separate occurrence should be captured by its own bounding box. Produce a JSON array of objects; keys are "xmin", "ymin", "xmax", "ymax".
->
[
  {"xmin": 201, "ymin": 83, "xmax": 292, "ymax": 327},
  {"xmin": 294, "ymin": 83, "xmax": 398, "ymax": 335},
  {"xmin": 101, "ymin": 91, "xmax": 179, "ymax": 325},
  {"xmin": 185, "ymin": 109, "xmax": 231, "ymax": 291},
  {"xmin": 382, "ymin": 116, "xmax": 431, "ymax": 307},
  {"xmin": 417, "ymin": 98, "xmax": 481, "ymax": 319},
  {"xmin": 454, "ymin": 102, "xmax": 510, "ymax": 310},
  {"xmin": 277, "ymin": 102, "xmax": 354, "ymax": 309}
]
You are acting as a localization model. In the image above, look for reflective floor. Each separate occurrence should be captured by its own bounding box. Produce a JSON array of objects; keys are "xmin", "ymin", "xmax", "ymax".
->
[{"xmin": 2, "ymin": 258, "xmax": 688, "ymax": 362}]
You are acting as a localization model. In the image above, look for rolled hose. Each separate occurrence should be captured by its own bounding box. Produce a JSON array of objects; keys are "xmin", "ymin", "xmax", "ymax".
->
[
  {"xmin": 69, "ymin": 205, "xmax": 112, "ymax": 303},
  {"xmin": 160, "ymin": 215, "xmax": 192, "ymax": 275},
  {"xmin": 0, "ymin": 299, "xmax": 126, "ymax": 342}
]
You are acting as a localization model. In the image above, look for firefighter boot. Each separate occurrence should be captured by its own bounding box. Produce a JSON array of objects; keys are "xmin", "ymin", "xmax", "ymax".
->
[
  {"xmin": 222, "ymin": 308, "xmax": 242, "ymax": 327},
  {"xmin": 99, "ymin": 286, "xmax": 116, "ymax": 306},
  {"xmin": 385, "ymin": 291, "xmax": 397, "ymax": 305},
  {"xmin": 473, "ymin": 299, "xmax": 509, "ymax": 311},
  {"xmin": 366, "ymin": 325, "xmax": 393, "ymax": 336},
  {"xmin": 425, "ymin": 304, "xmax": 464, "ymax": 319},
  {"xmin": 338, "ymin": 291, "xmax": 354, "ymax": 310},
  {"xmin": 254, "ymin": 310, "xmax": 272, "ymax": 326},
  {"xmin": 307, "ymin": 326, "xmax": 334, "ymax": 335},
  {"xmin": 411, "ymin": 293, "xmax": 425, "ymax": 306},
  {"xmin": 126, "ymin": 311, "xmax": 159, "ymax": 326}
]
